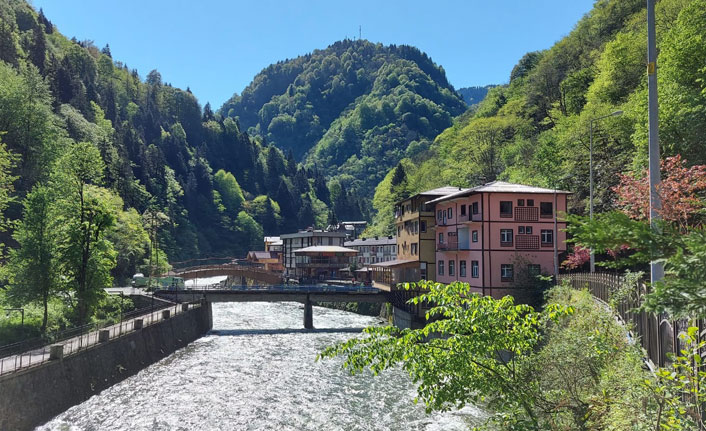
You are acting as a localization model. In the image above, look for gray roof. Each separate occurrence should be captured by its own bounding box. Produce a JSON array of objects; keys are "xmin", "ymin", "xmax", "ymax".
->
[
  {"xmin": 426, "ymin": 181, "xmax": 572, "ymax": 204},
  {"xmin": 345, "ymin": 236, "xmax": 396, "ymax": 247}
]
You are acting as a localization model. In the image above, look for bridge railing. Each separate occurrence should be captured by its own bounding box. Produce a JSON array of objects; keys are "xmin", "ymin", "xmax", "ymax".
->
[
  {"xmin": 173, "ymin": 263, "xmax": 277, "ymax": 276},
  {"xmin": 157, "ymin": 284, "xmax": 382, "ymax": 295},
  {"xmin": 559, "ymin": 272, "xmax": 705, "ymax": 368},
  {"xmin": 0, "ymin": 300, "xmax": 202, "ymax": 377}
]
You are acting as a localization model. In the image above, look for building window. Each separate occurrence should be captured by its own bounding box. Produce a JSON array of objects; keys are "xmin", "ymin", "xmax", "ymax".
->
[
  {"xmin": 420, "ymin": 221, "xmax": 426, "ymax": 232},
  {"xmin": 439, "ymin": 233, "xmax": 444, "ymax": 244},
  {"xmin": 517, "ymin": 199, "xmax": 525, "ymax": 206},
  {"xmin": 518, "ymin": 226, "xmax": 525, "ymax": 234},
  {"xmin": 525, "ymin": 226, "xmax": 533, "ymax": 234},
  {"xmin": 472, "ymin": 202, "xmax": 479, "ymax": 215},
  {"xmin": 438, "ymin": 260, "xmax": 444, "ymax": 276},
  {"xmin": 437, "ymin": 210, "xmax": 442, "ymax": 221},
  {"xmin": 449, "ymin": 260, "xmax": 455, "ymax": 276},
  {"xmin": 411, "ymin": 243, "xmax": 418, "ymax": 255},
  {"xmin": 528, "ymin": 264, "xmax": 542, "ymax": 277},
  {"xmin": 472, "ymin": 230, "xmax": 478, "ymax": 243},
  {"xmin": 500, "ymin": 229, "xmax": 513, "ymax": 245},
  {"xmin": 447, "ymin": 208, "xmax": 453, "ymax": 219},
  {"xmin": 471, "ymin": 260, "xmax": 479, "ymax": 278},
  {"xmin": 460, "ymin": 260, "xmax": 466, "ymax": 277},
  {"xmin": 414, "ymin": 221, "xmax": 419, "ymax": 234},
  {"xmin": 541, "ymin": 229, "xmax": 553, "ymax": 245},
  {"xmin": 501, "ymin": 264, "xmax": 514, "ymax": 281},
  {"xmin": 460, "ymin": 204, "xmax": 467, "ymax": 216},
  {"xmin": 540, "ymin": 202, "xmax": 553, "ymax": 218},
  {"xmin": 527, "ymin": 199, "xmax": 535, "ymax": 206},
  {"xmin": 397, "ymin": 226, "xmax": 401, "ymax": 237},
  {"xmin": 500, "ymin": 201, "xmax": 513, "ymax": 217}
]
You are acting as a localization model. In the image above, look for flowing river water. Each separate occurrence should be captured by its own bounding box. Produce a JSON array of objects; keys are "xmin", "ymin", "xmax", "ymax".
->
[{"xmin": 37, "ymin": 301, "xmax": 482, "ymax": 430}]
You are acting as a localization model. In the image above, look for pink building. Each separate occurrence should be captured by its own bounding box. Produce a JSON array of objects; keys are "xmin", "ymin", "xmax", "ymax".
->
[{"xmin": 426, "ymin": 181, "xmax": 570, "ymax": 301}]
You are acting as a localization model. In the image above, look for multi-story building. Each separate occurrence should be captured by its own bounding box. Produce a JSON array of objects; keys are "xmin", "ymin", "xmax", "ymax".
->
[
  {"xmin": 427, "ymin": 181, "xmax": 570, "ymax": 301},
  {"xmin": 344, "ymin": 236, "xmax": 397, "ymax": 266},
  {"xmin": 292, "ymin": 245, "xmax": 358, "ymax": 281},
  {"xmin": 371, "ymin": 186, "xmax": 461, "ymax": 290},
  {"xmin": 281, "ymin": 229, "xmax": 348, "ymax": 280}
]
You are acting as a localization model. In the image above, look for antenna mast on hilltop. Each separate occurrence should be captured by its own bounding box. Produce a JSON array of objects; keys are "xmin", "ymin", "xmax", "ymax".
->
[{"xmin": 359, "ymin": 25, "xmax": 362, "ymax": 40}]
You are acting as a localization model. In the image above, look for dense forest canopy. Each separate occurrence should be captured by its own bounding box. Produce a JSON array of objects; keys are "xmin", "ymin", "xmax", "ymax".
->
[
  {"xmin": 367, "ymin": 0, "xmax": 706, "ymax": 235},
  {"xmin": 0, "ymin": 0, "xmax": 334, "ymax": 271},
  {"xmin": 220, "ymin": 40, "xmax": 467, "ymax": 214},
  {"xmin": 457, "ymin": 85, "xmax": 495, "ymax": 106}
]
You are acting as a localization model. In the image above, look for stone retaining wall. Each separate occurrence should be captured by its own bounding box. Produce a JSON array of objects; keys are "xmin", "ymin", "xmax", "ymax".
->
[{"xmin": 0, "ymin": 301, "xmax": 213, "ymax": 431}]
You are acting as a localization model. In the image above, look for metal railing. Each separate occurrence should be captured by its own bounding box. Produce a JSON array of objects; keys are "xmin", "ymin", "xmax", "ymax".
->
[
  {"xmin": 559, "ymin": 272, "xmax": 703, "ymax": 368},
  {"xmin": 0, "ymin": 301, "xmax": 201, "ymax": 377}
]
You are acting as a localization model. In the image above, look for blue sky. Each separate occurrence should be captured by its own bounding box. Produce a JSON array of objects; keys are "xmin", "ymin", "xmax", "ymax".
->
[{"xmin": 32, "ymin": 0, "xmax": 596, "ymax": 109}]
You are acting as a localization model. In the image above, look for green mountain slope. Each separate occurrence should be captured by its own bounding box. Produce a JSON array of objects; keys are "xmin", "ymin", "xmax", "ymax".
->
[
  {"xmin": 457, "ymin": 85, "xmax": 495, "ymax": 106},
  {"xmin": 220, "ymin": 40, "xmax": 467, "ymax": 213},
  {"xmin": 0, "ymin": 0, "xmax": 331, "ymax": 267},
  {"xmin": 368, "ymin": 0, "xmax": 706, "ymax": 234}
]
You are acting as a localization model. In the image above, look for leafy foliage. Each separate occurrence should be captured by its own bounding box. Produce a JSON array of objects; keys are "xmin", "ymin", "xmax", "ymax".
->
[{"xmin": 320, "ymin": 282, "xmax": 676, "ymax": 430}]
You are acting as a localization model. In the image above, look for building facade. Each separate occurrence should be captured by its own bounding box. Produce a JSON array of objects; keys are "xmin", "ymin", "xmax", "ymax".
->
[
  {"xmin": 344, "ymin": 236, "xmax": 397, "ymax": 266},
  {"xmin": 428, "ymin": 181, "xmax": 569, "ymax": 299},
  {"xmin": 281, "ymin": 230, "xmax": 348, "ymax": 279},
  {"xmin": 371, "ymin": 186, "xmax": 461, "ymax": 290}
]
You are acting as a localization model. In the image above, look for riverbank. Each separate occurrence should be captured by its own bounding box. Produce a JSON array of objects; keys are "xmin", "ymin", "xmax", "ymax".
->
[{"xmin": 0, "ymin": 301, "xmax": 212, "ymax": 431}]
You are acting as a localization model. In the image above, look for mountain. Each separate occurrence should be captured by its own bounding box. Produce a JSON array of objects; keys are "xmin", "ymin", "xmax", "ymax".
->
[
  {"xmin": 0, "ymin": 0, "xmax": 332, "ymax": 269},
  {"xmin": 220, "ymin": 40, "xmax": 467, "ymax": 213},
  {"xmin": 457, "ymin": 85, "xmax": 495, "ymax": 106},
  {"xmin": 367, "ymin": 0, "xmax": 706, "ymax": 235}
]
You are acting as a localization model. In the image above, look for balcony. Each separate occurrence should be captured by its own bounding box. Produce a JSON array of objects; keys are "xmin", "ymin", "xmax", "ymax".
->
[
  {"xmin": 514, "ymin": 207, "xmax": 539, "ymax": 222},
  {"xmin": 438, "ymin": 238, "xmax": 459, "ymax": 251},
  {"xmin": 515, "ymin": 234, "xmax": 540, "ymax": 250},
  {"xmin": 458, "ymin": 213, "xmax": 482, "ymax": 223}
]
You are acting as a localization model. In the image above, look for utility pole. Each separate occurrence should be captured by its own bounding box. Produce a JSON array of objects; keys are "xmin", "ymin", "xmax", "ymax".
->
[{"xmin": 647, "ymin": 0, "xmax": 664, "ymax": 284}]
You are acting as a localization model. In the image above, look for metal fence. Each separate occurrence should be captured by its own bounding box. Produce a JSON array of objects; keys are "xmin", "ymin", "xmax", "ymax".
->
[
  {"xmin": 559, "ymin": 272, "xmax": 702, "ymax": 368},
  {"xmin": 0, "ymin": 301, "xmax": 201, "ymax": 377}
]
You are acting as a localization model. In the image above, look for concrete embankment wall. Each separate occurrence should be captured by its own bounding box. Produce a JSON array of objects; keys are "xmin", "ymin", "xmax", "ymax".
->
[{"xmin": 0, "ymin": 302, "xmax": 213, "ymax": 431}]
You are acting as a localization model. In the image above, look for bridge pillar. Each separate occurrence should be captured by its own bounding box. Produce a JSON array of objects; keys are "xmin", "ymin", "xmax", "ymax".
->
[{"xmin": 304, "ymin": 295, "xmax": 313, "ymax": 329}]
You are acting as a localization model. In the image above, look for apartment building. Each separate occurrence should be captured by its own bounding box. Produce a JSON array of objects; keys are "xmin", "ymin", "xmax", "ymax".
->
[
  {"xmin": 371, "ymin": 186, "xmax": 461, "ymax": 290},
  {"xmin": 344, "ymin": 236, "xmax": 397, "ymax": 266},
  {"xmin": 280, "ymin": 229, "xmax": 348, "ymax": 279},
  {"xmin": 428, "ymin": 181, "xmax": 569, "ymax": 300}
]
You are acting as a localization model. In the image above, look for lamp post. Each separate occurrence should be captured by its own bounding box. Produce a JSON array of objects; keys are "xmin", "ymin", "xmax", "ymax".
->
[
  {"xmin": 647, "ymin": 0, "xmax": 664, "ymax": 284},
  {"xmin": 589, "ymin": 110, "xmax": 623, "ymax": 272}
]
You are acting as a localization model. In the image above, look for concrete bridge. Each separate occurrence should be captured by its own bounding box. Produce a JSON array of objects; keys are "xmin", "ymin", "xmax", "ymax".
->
[{"xmin": 155, "ymin": 285, "xmax": 388, "ymax": 329}]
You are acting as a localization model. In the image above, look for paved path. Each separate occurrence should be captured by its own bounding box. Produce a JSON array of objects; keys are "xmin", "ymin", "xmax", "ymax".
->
[{"xmin": 0, "ymin": 303, "xmax": 191, "ymax": 377}]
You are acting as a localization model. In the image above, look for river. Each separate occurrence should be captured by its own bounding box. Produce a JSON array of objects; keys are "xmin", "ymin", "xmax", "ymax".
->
[{"xmin": 37, "ymin": 301, "xmax": 482, "ymax": 430}]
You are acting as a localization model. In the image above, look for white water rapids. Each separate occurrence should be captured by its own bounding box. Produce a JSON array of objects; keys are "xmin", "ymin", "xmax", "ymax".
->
[{"xmin": 38, "ymin": 301, "xmax": 482, "ymax": 430}]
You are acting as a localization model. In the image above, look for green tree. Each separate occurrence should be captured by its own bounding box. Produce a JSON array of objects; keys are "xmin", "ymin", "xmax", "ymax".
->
[
  {"xmin": 6, "ymin": 185, "xmax": 57, "ymax": 332},
  {"xmin": 213, "ymin": 169, "xmax": 245, "ymax": 212},
  {"xmin": 319, "ymin": 281, "xmax": 572, "ymax": 430},
  {"xmin": 52, "ymin": 142, "xmax": 117, "ymax": 324}
]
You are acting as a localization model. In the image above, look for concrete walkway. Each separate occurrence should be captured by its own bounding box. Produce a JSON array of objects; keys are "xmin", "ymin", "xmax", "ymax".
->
[{"xmin": 0, "ymin": 303, "xmax": 192, "ymax": 377}]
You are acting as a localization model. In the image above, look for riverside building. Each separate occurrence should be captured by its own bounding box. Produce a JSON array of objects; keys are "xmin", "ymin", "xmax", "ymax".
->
[
  {"xmin": 281, "ymin": 229, "xmax": 348, "ymax": 280},
  {"xmin": 370, "ymin": 186, "xmax": 461, "ymax": 291},
  {"xmin": 427, "ymin": 181, "xmax": 569, "ymax": 303}
]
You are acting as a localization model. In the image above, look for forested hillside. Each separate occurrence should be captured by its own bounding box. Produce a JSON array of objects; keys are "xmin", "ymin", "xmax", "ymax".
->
[
  {"xmin": 220, "ymin": 40, "xmax": 467, "ymax": 214},
  {"xmin": 368, "ymin": 0, "xmax": 706, "ymax": 234},
  {"xmin": 0, "ymin": 0, "xmax": 332, "ymax": 271},
  {"xmin": 457, "ymin": 85, "xmax": 494, "ymax": 106}
]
